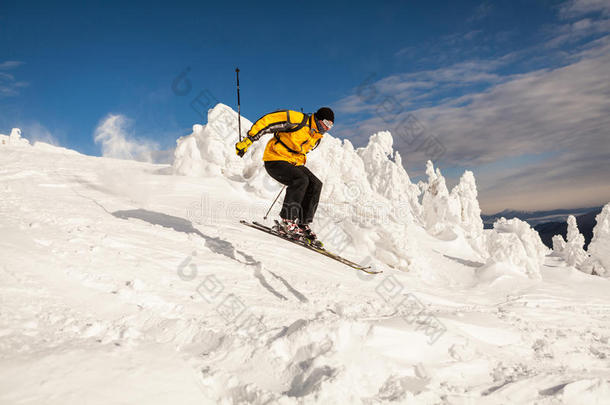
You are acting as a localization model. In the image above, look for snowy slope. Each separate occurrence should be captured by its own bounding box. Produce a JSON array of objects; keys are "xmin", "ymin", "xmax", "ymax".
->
[{"xmin": 1, "ymin": 125, "xmax": 610, "ymax": 404}]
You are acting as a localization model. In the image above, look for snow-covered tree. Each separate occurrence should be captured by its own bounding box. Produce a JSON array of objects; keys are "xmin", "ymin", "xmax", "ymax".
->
[
  {"xmin": 419, "ymin": 162, "xmax": 486, "ymax": 257},
  {"xmin": 421, "ymin": 160, "xmax": 460, "ymax": 234},
  {"xmin": 450, "ymin": 170, "xmax": 484, "ymax": 236},
  {"xmin": 562, "ymin": 215, "xmax": 588, "ymax": 268},
  {"xmin": 552, "ymin": 234, "xmax": 566, "ymax": 254},
  {"xmin": 356, "ymin": 131, "xmax": 421, "ymax": 223},
  {"xmin": 582, "ymin": 204, "xmax": 610, "ymax": 277}
]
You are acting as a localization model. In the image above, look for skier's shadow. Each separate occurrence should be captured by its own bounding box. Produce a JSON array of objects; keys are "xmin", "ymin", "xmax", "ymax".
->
[
  {"xmin": 112, "ymin": 209, "xmax": 256, "ymax": 265},
  {"xmin": 112, "ymin": 209, "xmax": 309, "ymax": 302}
]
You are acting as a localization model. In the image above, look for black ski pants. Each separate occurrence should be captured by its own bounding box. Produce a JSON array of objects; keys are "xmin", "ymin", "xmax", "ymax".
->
[{"xmin": 264, "ymin": 161, "xmax": 322, "ymax": 224}]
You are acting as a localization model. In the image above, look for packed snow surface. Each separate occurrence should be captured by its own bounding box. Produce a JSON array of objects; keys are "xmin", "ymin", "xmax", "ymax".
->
[{"xmin": 1, "ymin": 107, "xmax": 609, "ymax": 404}]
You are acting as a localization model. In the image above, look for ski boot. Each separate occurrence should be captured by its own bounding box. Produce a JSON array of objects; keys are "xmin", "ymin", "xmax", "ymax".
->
[
  {"xmin": 273, "ymin": 218, "xmax": 305, "ymax": 241},
  {"xmin": 299, "ymin": 223, "xmax": 324, "ymax": 249}
]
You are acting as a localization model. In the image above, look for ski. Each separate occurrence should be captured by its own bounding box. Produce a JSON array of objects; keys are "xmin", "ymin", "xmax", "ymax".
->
[
  {"xmin": 240, "ymin": 220, "xmax": 382, "ymax": 274},
  {"xmin": 255, "ymin": 221, "xmax": 380, "ymax": 273}
]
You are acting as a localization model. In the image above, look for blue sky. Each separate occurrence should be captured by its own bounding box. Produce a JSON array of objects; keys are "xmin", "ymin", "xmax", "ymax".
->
[{"xmin": 1, "ymin": 0, "xmax": 609, "ymax": 213}]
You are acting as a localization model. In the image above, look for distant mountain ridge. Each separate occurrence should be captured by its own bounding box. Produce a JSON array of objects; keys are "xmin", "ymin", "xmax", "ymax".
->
[{"xmin": 482, "ymin": 206, "xmax": 603, "ymax": 227}]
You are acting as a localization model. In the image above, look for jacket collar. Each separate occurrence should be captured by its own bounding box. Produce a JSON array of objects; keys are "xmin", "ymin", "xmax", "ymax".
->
[{"xmin": 309, "ymin": 115, "xmax": 320, "ymax": 134}]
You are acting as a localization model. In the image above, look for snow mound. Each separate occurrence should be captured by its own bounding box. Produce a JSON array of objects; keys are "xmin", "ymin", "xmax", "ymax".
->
[
  {"xmin": 484, "ymin": 217, "xmax": 550, "ymax": 279},
  {"xmin": 32, "ymin": 141, "xmax": 82, "ymax": 155}
]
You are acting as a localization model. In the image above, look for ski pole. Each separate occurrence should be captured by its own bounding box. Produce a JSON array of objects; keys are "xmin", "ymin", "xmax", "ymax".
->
[
  {"xmin": 235, "ymin": 67, "xmax": 242, "ymax": 141},
  {"xmin": 264, "ymin": 186, "xmax": 286, "ymax": 220}
]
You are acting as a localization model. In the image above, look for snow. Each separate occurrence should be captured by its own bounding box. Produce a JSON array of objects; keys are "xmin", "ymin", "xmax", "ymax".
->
[{"xmin": 1, "ymin": 107, "xmax": 610, "ymax": 404}]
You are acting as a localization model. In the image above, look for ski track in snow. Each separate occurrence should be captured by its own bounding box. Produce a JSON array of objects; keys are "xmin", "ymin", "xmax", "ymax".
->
[{"xmin": 1, "ymin": 145, "xmax": 609, "ymax": 404}]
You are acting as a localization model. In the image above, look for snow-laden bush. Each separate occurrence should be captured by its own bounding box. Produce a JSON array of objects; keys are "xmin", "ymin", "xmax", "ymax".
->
[
  {"xmin": 582, "ymin": 204, "xmax": 610, "ymax": 277},
  {"xmin": 485, "ymin": 218, "xmax": 550, "ymax": 279},
  {"xmin": 0, "ymin": 128, "xmax": 30, "ymax": 147}
]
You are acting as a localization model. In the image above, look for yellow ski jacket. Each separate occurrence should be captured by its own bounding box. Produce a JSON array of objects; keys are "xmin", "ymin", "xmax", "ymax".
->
[{"xmin": 247, "ymin": 110, "xmax": 324, "ymax": 166}]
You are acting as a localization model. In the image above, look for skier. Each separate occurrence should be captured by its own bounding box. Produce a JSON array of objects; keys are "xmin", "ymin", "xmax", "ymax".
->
[{"xmin": 235, "ymin": 107, "xmax": 334, "ymax": 246}]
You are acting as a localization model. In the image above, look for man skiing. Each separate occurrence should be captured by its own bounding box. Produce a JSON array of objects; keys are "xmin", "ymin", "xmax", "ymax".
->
[{"xmin": 235, "ymin": 107, "xmax": 334, "ymax": 247}]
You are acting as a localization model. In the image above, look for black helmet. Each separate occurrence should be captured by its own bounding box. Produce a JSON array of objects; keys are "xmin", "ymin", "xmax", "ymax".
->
[{"xmin": 315, "ymin": 107, "xmax": 334, "ymax": 123}]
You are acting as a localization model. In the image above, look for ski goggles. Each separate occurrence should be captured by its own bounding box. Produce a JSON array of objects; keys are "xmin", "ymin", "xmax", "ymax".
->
[{"xmin": 319, "ymin": 119, "xmax": 333, "ymax": 132}]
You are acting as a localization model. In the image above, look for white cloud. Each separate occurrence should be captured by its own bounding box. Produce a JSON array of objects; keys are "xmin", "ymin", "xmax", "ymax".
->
[
  {"xmin": 93, "ymin": 114, "xmax": 159, "ymax": 162},
  {"xmin": 545, "ymin": 16, "xmax": 610, "ymax": 47},
  {"xmin": 0, "ymin": 61, "xmax": 24, "ymax": 70},
  {"xmin": 333, "ymin": 26, "xmax": 610, "ymax": 212},
  {"xmin": 560, "ymin": 0, "xmax": 610, "ymax": 18},
  {"xmin": 0, "ymin": 60, "xmax": 27, "ymax": 97},
  {"xmin": 413, "ymin": 40, "xmax": 610, "ymax": 165},
  {"xmin": 335, "ymin": 59, "xmax": 508, "ymax": 121},
  {"xmin": 468, "ymin": 2, "xmax": 493, "ymax": 22}
]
